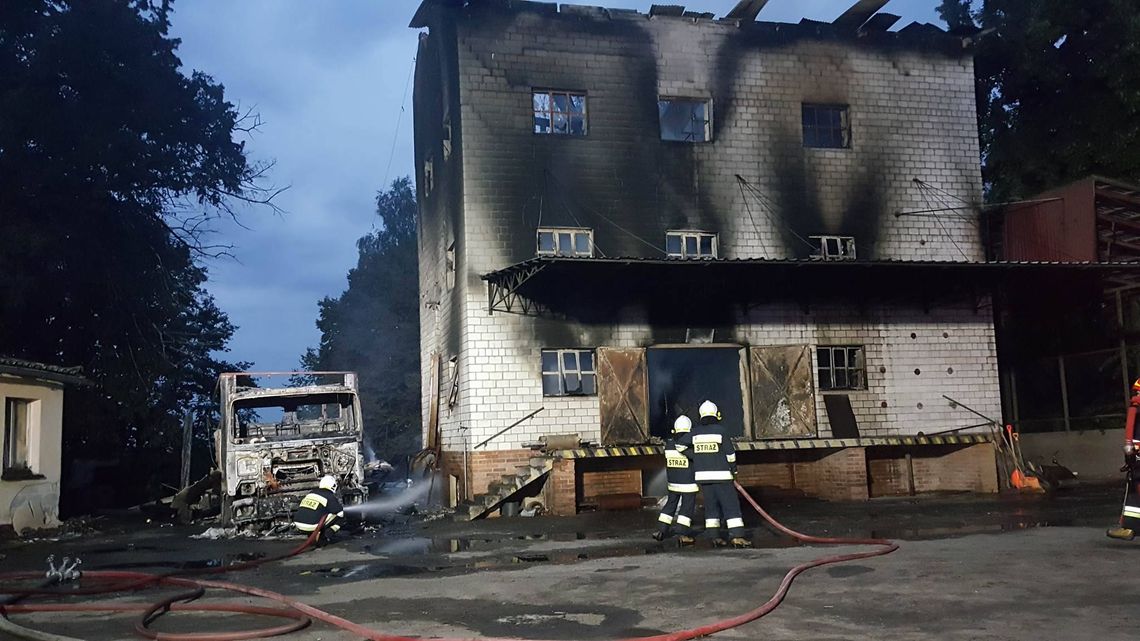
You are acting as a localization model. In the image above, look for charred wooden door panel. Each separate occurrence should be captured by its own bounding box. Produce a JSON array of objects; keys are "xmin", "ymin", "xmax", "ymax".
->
[
  {"xmin": 750, "ymin": 345, "xmax": 818, "ymax": 438},
  {"xmin": 597, "ymin": 347, "xmax": 649, "ymax": 445}
]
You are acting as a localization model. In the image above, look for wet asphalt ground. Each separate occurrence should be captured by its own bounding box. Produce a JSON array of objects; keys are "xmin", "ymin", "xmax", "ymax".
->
[{"xmin": 0, "ymin": 483, "xmax": 1133, "ymax": 640}]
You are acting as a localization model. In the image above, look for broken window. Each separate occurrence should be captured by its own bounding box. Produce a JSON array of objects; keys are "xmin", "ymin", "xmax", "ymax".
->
[
  {"xmin": 537, "ymin": 227, "xmax": 593, "ymax": 257},
  {"xmin": 445, "ymin": 242, "xmax": 456, "ymax": 290},
  {"xmin": 422, "ymin": 157, "xmax": 435, "ymax": 198},
  {"xmin": 232, "ymin": 393, "xmax": 357, "ymax": 442},
  {"xmin": 809, "ymin": 235, "xmax": 856, "ymax": 261},
  {"xmin": 817, "ymin": 346, "xmax": 866, "ymax": 391},
  {"xmin": 533, "ymin": 90, "xmax": 587, "ymax": 136},
  {"xmin": 802, "ymin": 104, "xmax": 851, "ymax": 149},
  {"xmin": 658, "ymin": 98, "xmax": 711, "ymax": 142},
  {"xmin": 541, "ymin": 349, "xmax": 597, "ymax": 396},
  {"xmin": 3, "ymin": 398, "xmax": 32, "ymax": 475},
  {"xmin": 666, "ymin": 231, "xmax": 718, "ymax": 259}
]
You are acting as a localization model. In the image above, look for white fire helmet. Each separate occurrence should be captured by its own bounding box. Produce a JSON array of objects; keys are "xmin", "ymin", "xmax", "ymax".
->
[
  {"xmin": 673, "ymin": 415, "xmax": 692, "ymax": 433},
  {"xmin": 319, "ymin": 475, "xmax": 338, "ymax": 492},
  {"xmin": 699, "ymin": 400, "xmax": 722, "ymax": 421}
]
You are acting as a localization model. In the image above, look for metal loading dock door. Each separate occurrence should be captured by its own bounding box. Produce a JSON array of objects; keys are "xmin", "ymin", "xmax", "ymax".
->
[
  {"xmin": 750, "ymin": 345, "xmax": 819, "ymax": 439},
  {"xmin": 646, "ymin": 346, "xmax": 748, "ymax": 440}
]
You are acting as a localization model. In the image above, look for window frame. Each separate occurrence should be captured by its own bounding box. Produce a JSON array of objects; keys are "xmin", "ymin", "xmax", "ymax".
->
[
  {"xmin": 809, "ymin": 235, "xmax": 857, "ymax": 261},
  {"xmin": 816, "ymin": 346, "xmax": 867, "ymax": 392},
  {"xmin": 3, "ymin": 398, "xmax": 32, "ymax": 474},
  {"xmin": 665, "ymin": 230, "xmax": 719, "ymax": 259},
  {"xmin": 801, "ymin": 103, "xmax": 851, "ymax": 149},
  {"xmin": 536, "ymin": 227, "xmax": 594, "ymax": 258},
  {"xmin": 532, "ymin": 89, "xmax": 588, "ymax": 137},
  {"xmin": 657, "ymin": 96, "xmax": 713, "ymax": 143},
  {"xmin": 541, "ymin": 349, "xmax": 597, "ymax": 397}
]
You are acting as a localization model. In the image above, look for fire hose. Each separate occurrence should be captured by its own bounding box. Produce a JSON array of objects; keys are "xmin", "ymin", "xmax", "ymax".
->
[{"xmin": 0, "ymin": 482, "xmax": 898, "ymax": 641}]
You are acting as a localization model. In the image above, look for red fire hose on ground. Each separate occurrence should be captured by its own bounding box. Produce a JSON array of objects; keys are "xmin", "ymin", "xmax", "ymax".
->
[{"xmin": 0, "ymin": 483, "xmax": 898, "ymax": 641}]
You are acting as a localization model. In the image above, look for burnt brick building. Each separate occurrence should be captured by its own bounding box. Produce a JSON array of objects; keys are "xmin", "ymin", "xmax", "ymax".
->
[{"xmin": 411, "ymin": 0, "xmax": 1012, "ymax": 517}]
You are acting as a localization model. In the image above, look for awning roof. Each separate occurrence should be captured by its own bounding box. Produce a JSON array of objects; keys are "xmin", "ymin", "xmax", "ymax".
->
[{"xmin": 480, "ymin": 257, "xmax": 1140, "ymax": 315}]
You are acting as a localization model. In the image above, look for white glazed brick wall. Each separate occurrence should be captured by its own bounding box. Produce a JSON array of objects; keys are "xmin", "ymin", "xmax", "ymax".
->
[
  {"xmin": 458, "ymin": 293, "xmax": 1000, "ymax": 449},
  {"xmin": 455, "ymin": 11, "xmax": 984, "ymax": 273},
  {"xmin": 419, "ymin": 8, "xmax": 996, "ymax": 451}
]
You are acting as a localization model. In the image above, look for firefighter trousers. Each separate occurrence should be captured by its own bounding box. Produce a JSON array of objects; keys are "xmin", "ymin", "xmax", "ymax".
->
[
  {"xmin": 700, "ymin": 482, "xmax": 745, "ymax": 539},
  {"xmin": 656, "ymin": 491, "xmax": 697, "ymax": 536},
  {"xmin": 1122, "ymin": 470, "xmax": 1140, "ymax": 531}
]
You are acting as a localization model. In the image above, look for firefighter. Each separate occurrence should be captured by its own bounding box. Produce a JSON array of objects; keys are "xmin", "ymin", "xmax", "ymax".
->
[
  {"xmin": 294, "ymin": 475, "xmax": 345, "ymax": 545},
  {"xmin": 1108, "ymin": 380, "xmax": 1140, "ymax": 540},
  {"xmin": 653, "ymin": 415, "xmax": 698, "ymax": 545},
  {"xmin": 692, "ymin": 400, "xmax": 751, "ymax": 548}
]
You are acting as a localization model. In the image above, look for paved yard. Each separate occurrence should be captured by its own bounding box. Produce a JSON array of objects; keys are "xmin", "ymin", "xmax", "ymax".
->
[{"xmin": 1, "ymin": 485, "xmax": 1133, "ymax": 640}]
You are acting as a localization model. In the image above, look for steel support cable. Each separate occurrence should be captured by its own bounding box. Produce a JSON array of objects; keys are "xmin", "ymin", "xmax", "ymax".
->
[{"xmin": 1, "ymin": 485, "xmax": 896, "ymax": 641}]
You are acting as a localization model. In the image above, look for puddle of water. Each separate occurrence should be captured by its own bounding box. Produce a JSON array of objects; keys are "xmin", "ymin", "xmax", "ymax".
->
[{"xmin": 91, "ymin": 552, "xmax": 265, "ymax": 571}]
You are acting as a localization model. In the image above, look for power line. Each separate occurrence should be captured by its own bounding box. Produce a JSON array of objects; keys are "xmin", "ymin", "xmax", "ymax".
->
[{"xmin": 382, "ymin": 56, "xmax": 416, "ymax": 188}]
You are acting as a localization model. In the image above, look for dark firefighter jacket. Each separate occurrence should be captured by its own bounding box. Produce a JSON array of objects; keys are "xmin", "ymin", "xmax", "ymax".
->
[
  {"xmin": 293, "ymin": 487, "xmax": 344, "ymax": 532},
  {"xmin": 664, "ymin": 433, "xmax": 698, "ymax": 493},
  {"xmin": 689, "ymin": 421, "xmax": 737, "ymax": 483}
]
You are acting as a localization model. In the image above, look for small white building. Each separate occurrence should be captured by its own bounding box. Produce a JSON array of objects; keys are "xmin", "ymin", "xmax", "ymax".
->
[{"xmin": 0, "ymin": 358, "xmax": 85, "ymax": 534}]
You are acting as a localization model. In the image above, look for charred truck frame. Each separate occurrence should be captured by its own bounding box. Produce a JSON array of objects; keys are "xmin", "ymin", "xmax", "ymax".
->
[
  {"xmin": 216, "ymin": 372, "xmax": 367, "ymax": 526},
  {"xmin": 411, "ymin": 0, "xmax": 1039, "ymax": 517}
]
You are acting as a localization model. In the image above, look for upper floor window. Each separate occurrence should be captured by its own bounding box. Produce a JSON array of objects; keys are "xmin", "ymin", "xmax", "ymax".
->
[
  {"xmin": 659, "ymin": 98, "xmax": 711, "ymax": 142},
  {"xmin": 817, "ymin": 346, "xmax": 866, "ymax": 391},
  {"xmin": 533, "ymin": 90, "xmax": 587, "ymax": 136},
  {"xmin": 802, "ymin": 104, "xmax": 850, "ymax": 149},
  {"xmin": 541, "ymin": 349, "xmax": 597, "ymax": 396},
  {"xmin": 537, "ymin": 227, "xmax": 593, "ymax": 257},
  {"xmin": 666, "ymin": 231, "xmax": 718, "ymax": 259},
  {"xmin": 810, "ymin": 235, "xmax": 856, "ymax": 261}
]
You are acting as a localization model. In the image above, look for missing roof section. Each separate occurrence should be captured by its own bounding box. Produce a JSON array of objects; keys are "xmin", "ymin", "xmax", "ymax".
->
[{"xmin": 860, "ymin": 12, "xmax": 902, "ymax": 33}]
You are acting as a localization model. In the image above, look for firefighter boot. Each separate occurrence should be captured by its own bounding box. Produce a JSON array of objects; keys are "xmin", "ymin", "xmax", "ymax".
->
[
  {"xmin": 677, "ymin": 535, "xmax": 696, "ymax": 546},
  {"xmin": 712, "ymin": 538, "xmax": 729, "ymax": 548},
  {"xmin": 651, "ymin": 531, "xmax": 667, "ymax": 542},
  {"xmin": 730, "ymin": 537, "xmax": 752, "ymax": 548},
  {"xmin": 1107, "ymin": 526, "xmax": 1136, "ymax": 541}
]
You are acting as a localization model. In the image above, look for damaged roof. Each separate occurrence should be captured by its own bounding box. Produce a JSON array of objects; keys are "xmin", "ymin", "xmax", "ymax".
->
[
  {"xmin": 409, "ymin": 0, "xmax": 964, "ymax": 51},
  {"xmin": 481, "ymin": 257, "xmax": 1140, "ymax": 315}
]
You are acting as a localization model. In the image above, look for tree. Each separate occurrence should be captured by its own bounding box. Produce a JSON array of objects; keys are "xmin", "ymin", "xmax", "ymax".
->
[
  {"xmin": 0, "ymin": 0, "xmax": 268, "ymax": 507},
  {"xmin": 302, "ymin": 177, "xmax": 421, "ymax": 464},
  {"xmin": 940, "ymin": 0, "xmax": 1140, "ymax": 200}
]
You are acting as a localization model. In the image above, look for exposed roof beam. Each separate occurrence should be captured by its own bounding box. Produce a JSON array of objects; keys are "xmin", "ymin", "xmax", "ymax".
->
[
  {"xmin": 860, "ymin": 12, "xmax": 901, "ymax": 32},
  {"xmin": 1098, "ymin": 213, "xmax": 1140, "ymax": 236},
  {"xmin": 724, "ymin": 0, "xmax": 770, "ymax": 22},
  {"xmin": 1098, "ymin": 189, "xmax": 1140, "ymax": 211},
  {"xmin": 649, "ymin": 4, "xmax": 686, "ymax": 17},
  {"xmin": 834, "ymin": 0, "xmax": 889, "ymax": 29}
]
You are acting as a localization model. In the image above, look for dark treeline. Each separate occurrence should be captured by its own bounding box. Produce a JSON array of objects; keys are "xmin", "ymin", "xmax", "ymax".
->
[
  {"xmin": 301, "ymin": 177, "xmax": 422, "ymax": 466},
  {"xmin": 0, "ymin": 0, "xmax": 273, "ymax": 509}
]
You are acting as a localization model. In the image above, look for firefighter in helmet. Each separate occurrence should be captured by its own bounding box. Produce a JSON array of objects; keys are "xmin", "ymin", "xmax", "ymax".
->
[
  {"xmin": 294, "ymin": 475, "xmax": 345, "ymax": 545},
  {"xmin": 692, "ymin": 400, "xmax": 751, "ymax": 548},
  {"xmin": 653, "ymin": 415, "xmax": 698, "ymax": 545},
  {"xmin": 1108, "ymin": 379, "xmax": 1140, "ymax": 540}
]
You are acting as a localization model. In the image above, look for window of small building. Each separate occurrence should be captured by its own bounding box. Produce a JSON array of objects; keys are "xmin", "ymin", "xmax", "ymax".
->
[
  {"xmin": 537, "ymin": 227, "xmax": 593, "ymax": 257},
  {"xmin": 666, "ymin": 231, "xmax": 718, "ymax": 258},
  {"xmin": 817, "ymin": 346, "xmax": 866, "ymax": 391},
  {"xmin": 802, "ymin": 104, "xmax": 851, "ymax": 149},
  {"xmin": 3, "ymin": 398, "xmax": 33, "ymax": 477},
  {"xmin": 658, "ymin": 98, "xmax": 711, "ymax": 142},
  {"xmin": 810, "ymin": 235, "xmax": 856, "ymax": 261},
  {"xmin": 541, "ymin": 349, "xmax": 597, "ymax": 396},
  {"xmin": 533, "ymin": 90, "xmax": 587, "ymax": 136}
]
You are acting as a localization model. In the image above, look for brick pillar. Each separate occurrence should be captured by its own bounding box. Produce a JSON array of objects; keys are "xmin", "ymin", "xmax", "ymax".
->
[
  {"xmin": 793, "ymin": 447, "xmax": 869, "ymax": 501},
  {"xmin": 545, "ymin": 457, "xmax": 577, "ymax": 516}
]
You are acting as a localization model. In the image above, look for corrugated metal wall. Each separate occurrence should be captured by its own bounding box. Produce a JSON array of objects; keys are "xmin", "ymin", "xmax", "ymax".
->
[{"xmin": 1002, "ymin": 178, "xmax": 1097, "ymax": 262}]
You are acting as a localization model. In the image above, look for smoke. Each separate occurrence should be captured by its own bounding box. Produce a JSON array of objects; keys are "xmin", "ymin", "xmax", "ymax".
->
[{"xmin": 344, "ymin": 473, "xmax": 441, "ymax": 519}]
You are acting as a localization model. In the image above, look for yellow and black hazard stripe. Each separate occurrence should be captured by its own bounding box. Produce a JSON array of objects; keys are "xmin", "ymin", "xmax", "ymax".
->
[{"xmin": 557, "ymin": 434, "xmax": 991, "ymax": 459}]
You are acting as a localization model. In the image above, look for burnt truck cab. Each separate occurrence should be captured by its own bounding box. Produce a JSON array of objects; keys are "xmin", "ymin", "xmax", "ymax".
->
[{"xmin": 217, "ymin": 372, "xmax": 367, "ymax": 527}]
